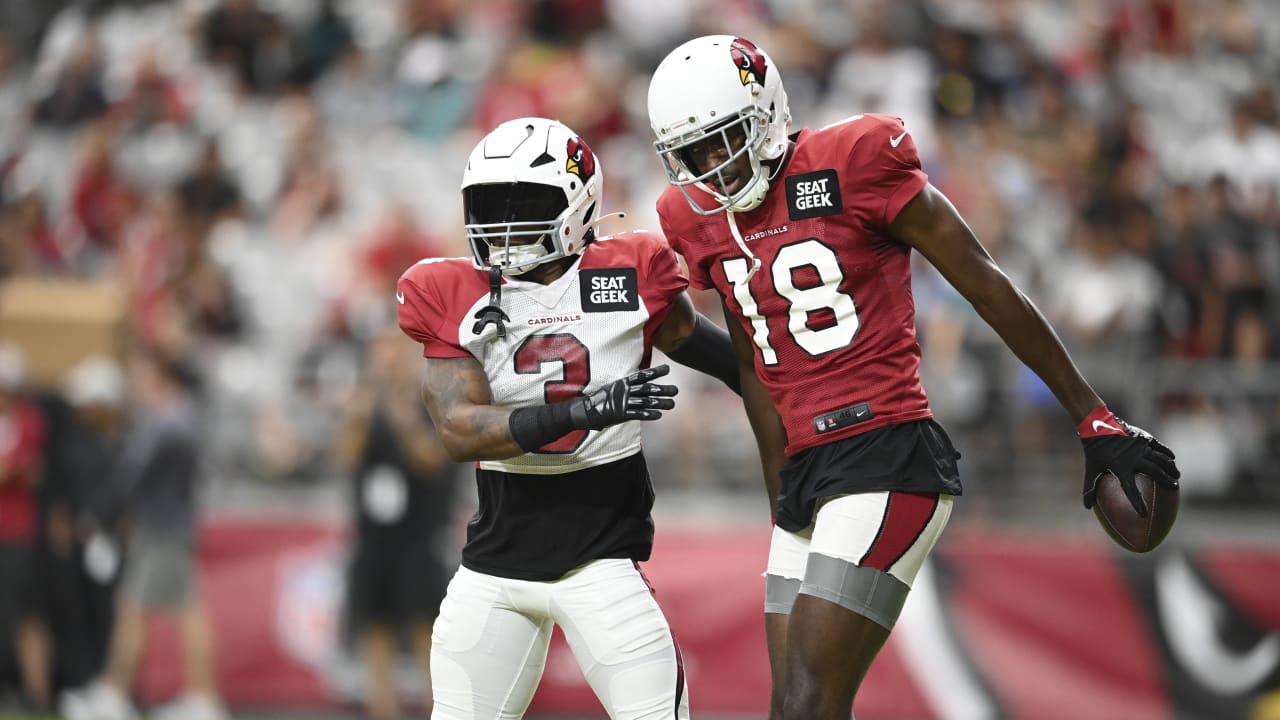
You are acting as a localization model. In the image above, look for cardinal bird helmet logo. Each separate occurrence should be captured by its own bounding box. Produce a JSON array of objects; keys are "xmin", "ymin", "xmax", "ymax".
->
[
  {"xmin": 730, "ymin": 36, "xmax": 768, "ymax": 87},
  {"xmin": 565, "ymin": 137, "xmax": 596, "ymax": 182}
]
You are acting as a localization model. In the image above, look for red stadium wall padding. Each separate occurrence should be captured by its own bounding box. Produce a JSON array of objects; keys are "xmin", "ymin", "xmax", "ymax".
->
[{"xmin": 131, "ymin": 518, "xmax": 1280, "ymax": 718}]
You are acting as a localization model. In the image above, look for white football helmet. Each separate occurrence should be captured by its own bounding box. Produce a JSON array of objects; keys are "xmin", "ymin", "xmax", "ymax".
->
[
  {"xmin": 648, "ymin": 35, "xmax": 792, "ymax": 215},
  {"xmin": 462, "ymin": 117, "xmax": 602, "ymax": 275}
]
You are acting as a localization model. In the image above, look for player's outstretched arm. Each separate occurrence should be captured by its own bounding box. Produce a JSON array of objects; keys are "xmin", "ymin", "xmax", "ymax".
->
[
  {"xmin": 890, "ymin": 183, "xmax": 1179, "ymax": 507},
  {"xmin": 653, "ymin": 292, "xmax": 741, "ymax": 394},
  {"xmin": 722, "ymin": 297, "xmax": 787, "ymax": 520},
  {"xmin": 891, "ymin": 183, "xmax": 1103, "ymax": 421},
  {"xmin": 422, "ymin": 355, "xmax": 679, "ymax": 462}
]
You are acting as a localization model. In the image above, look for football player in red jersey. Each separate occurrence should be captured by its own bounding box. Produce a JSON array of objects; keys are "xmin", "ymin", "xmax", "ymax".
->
[
  {"xmin": 396, "ymin": 117, "xmax": 739, "ymax": 719},
  {"xmin": 647, "ymin": 36, "xmax": 1181, "ymax": 720}
]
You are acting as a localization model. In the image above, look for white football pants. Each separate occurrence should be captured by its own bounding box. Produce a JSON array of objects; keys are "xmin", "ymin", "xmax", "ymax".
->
[{"xmin": 430, "ymin": 558, "xmax": 690, "ymax": 720}]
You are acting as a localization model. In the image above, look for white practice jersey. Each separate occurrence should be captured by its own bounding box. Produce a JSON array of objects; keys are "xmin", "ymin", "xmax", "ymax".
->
[{"xmin": 397, "ymin": 230, "xmax": 688, "ymax": 474}]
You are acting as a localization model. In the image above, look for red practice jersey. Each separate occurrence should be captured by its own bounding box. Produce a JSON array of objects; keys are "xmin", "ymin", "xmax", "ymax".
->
[
  {"xmin": 396, "ymin": 230, "xmax": 687, "ymax": 474},
  {"xmin": 658, "ymin": 113, "xmax": 932, "ymax": 456}
]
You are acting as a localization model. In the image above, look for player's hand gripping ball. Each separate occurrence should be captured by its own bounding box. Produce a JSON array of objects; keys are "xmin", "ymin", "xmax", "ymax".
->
[{"xmin": 1079, "ymin": 409, "xmax": 1181, "ymax": 553}]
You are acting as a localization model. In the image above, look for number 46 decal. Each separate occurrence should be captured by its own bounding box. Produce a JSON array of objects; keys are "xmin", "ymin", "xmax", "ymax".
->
[{"xmin": 722, "ymin": 238, "xmax": 860, "ymax": 365}]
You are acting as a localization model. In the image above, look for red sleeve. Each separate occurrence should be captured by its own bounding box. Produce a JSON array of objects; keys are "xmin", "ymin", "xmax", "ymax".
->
[
  {"xmin": 643, "ymin": 235, "xmax": 689, "ymax": 312},
  {"xmin": 657, "ymin": 204, "xmax": 713, "ymax": 290},
  {"xmin": 396, "ymin": 268, "xmax": 470, "ymax": 359},
  {"xmin": 640, "ymin": 232, "xmax": 689, "ymax": 356},
  {"xmin": 846, "ymin": 115, "xmax": 929, "ymax": 229}
]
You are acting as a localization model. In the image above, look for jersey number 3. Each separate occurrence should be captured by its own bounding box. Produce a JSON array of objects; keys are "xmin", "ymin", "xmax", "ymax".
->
[
  {"xmin": 723, "ymin": 238, "xmax": 860, "ymax": 365},
  {"xmin": 514, "ymin": 333, "xmax": 590, "ymax": 453}
]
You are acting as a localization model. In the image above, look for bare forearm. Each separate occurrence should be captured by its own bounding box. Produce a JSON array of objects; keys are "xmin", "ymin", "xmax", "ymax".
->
[
  {"xmin": 433, "ymin": 404, "xmax": 526, "ymax": 461},
  {"xmin": 421, "ymin": 356, "xmax": 528, "ymax": 462},
  {"xmin": 742, "ymin": 377, "xmax": 785, "ymax": 516},
  {"xmin": 893, "ymin": 185, "xmax": 1103, "ymax": 424},
  {"xmin": 968, "ymin": 275, "xmax": 1102, "ymax": 423},
  {"xmin": 724, "ymin": 299, "xmax": 786, "ymax": 517}
]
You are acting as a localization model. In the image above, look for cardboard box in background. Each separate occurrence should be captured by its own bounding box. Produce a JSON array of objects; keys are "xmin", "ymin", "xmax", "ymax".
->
[{"xmin": 0, "ymin": 276, "xmax": 127, "ymax": 390}]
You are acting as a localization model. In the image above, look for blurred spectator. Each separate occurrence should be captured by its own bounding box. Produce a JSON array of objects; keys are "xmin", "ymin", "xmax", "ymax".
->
[
  {"xmin": 355, "ymin": 201, "xmax": 447, "ymax": 305},
  {"xmin": 32, "ymin": 33, "xmax": 107, "ymax": 129},
  {"xmin": 1191, "ymin": 97, "xmax": 1280, "ymax": 212},
  {"xmin": 334, "ymin": 327, "xmax": 455, "ymax": 720},
  {"xmin": 116, "ymin": 190, "xmax": 193, "ymax": 349},
  {"xmin": 0, "ymin": 34, "xmax": 29, "ymax": 160},
  {"xmin": 176, "ymin": 138, "xmax": 241, "ymax": 236},
  {"xmin": 392, "ymin": 0, "xmax": 483, "ymax": 142},
  {"xmin": 1047, "ymin": 199, "xmax": 1162, "ymax": 349},
  {"xmin": 39, "ymin": 355, "xmax": 126, "ymax": 701},
  {"xmin": 290, "ymin": 0, "xmax": 355, "ymax": 87},
  {"xmin": 0, "ymin": 193, "xmax": 46, "ymax": 275},
  {"xmin": 313, "ymin": 47, "xmax": 398, "ymax": 132},
  {"xmin": 114, "ymin": 48, "xmax": 192, "ymax": 135},
  {"xmin": 1153, "ymin": 183, "xmax": 1210, "ymax": 356},
  {"xmin": 1199, "ymin": 175, "xmax": 1269, "ymax": 358},
  {"xmin": 70, "ymin": 122, "xmax": 136, "ymax": 260},
  {"xmin": 201, "ymin": 0, "xmax": 290, "ymax": 95},
  {"xmin": 64, "ymin": 350, "xmax": 226, "ymax": 720},
  {"xmin": 0, "ymin": 343, "xmax": 50, "ymax": 712}
]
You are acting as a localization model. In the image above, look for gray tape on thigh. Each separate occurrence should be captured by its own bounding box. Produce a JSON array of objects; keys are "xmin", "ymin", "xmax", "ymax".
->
[
  {"xmin": 798, "ymin": 553, "xmax": 910, "ymax": 630},
  {"xmin": 764, "ymin": 574, "xmax": 801, "ymax": 615}
]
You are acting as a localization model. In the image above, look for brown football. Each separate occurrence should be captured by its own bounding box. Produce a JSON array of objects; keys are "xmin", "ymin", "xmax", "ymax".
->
[{"xmin": 1092, "ymin": 471, "xmax": 1179, "ymax": 553}]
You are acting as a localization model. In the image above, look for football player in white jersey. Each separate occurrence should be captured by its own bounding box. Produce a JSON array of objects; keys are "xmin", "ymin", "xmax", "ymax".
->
[{"xmin": 396, "ymin": 117, "xmax": 740, "ymax": 720}]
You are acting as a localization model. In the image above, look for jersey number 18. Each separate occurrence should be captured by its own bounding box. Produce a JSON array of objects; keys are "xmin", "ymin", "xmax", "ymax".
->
[{"xmin": 722, "ymin": 238, "xmax": 860, "ymax": 365}]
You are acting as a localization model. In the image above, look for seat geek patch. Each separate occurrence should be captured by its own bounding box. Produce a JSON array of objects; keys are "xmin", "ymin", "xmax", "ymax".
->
[
  {"xmin": 786, "ymin": 169, "xmax": 842, "ymax": 220},
  {"xmin": 580, "ymin": 268, "xmax": 639, "ymax": 312}
]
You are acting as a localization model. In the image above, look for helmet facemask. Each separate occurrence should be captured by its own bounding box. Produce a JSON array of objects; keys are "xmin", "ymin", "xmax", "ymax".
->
[
  {"xmin": 464, "ymin": 181, "xmax": 590, "ymax": 277},
  {"xmin": 656, "ymin": 108, "xmax": 773, "ymax": 216}
]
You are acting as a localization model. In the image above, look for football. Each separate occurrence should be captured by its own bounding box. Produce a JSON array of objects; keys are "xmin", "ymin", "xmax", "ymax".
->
[{"xmin": 1092, "ymin": 471, "xmax": 1180, "ymax": 553}]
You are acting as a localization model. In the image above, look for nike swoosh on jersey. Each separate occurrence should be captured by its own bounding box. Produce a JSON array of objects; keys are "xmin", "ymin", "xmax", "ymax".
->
[
  {"xmin": 889, "ymin": 131, "xmax": 908, "ymax": 148},
  {"xmin": 395, "ymin": 291, "xmax": 405, "ymax": 304},
  {"xmin": 1092, "ymin": 419, "xmax": 1122, "ymax": 433}
]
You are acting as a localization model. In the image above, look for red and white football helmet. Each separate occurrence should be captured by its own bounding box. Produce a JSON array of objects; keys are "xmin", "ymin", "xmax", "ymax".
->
[
  {"xmin": 462, "ymin": 117, "xmax": 603, "ymax": 275},
  {"xmin": 647, "ymin": 35, "xmax": 792, "ymax": 215}
]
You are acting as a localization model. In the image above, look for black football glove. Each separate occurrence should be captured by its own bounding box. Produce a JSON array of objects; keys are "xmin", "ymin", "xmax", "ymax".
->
[
  {"xmin": 569, "ymin": 364, "xmax": 678, "ymax": 431},
  {"xmin": 1078, "ymin": 406, "xmax": 1180, "ymax": 517}
]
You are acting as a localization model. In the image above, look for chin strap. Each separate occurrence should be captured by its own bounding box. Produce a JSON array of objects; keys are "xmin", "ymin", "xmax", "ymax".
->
[
  {"xmin": 471, "ymin": 266, "xmax": 510, "ymax": 338},
  {"xmin": 726, "ymin": 209, "xmax": 762, "ymax": 280},
  {"xmin": 590, "ymin": 211, "xmax": 626, "ymax": 231}
]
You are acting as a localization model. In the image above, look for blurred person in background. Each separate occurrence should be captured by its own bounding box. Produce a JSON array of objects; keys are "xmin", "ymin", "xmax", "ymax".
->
[
  {"xmin": 333, "ymin": 326, "xmax": 455, "ymax": 720},
  {"xmin": 200, "ymin": 0, "xmax": 289, "ymax": 96},
  {"xmin": 0, "ymin": 343, "xmax": 50, "ymax": 712},
  {"xmin": 31, "ymin": 32, "xmax": 107, "ymax": 129},
  {"xmin": 70, "ymin": 121, "xmax": 137, "ymax": 266},
  {"xmin": 646, "ymin": 35, "xmax": 1181, "ymax": 720},
  {"xmin": 396, "ymin": 117, "xmax": 739, "ymax": 718},
  {"xmin": 289, "ymin": 0, "xmax": 355, "ymax": 88},
  {"xmin": 63, "ymin": 350, "xmax": 225, "ymax": 720},
  {"xmin": 38, "ymin": 355, "xmax": 127, "ymax": 705},
  {"xmin": 176, "ymin": 138, "xmax": 242, "ymax": 237}
]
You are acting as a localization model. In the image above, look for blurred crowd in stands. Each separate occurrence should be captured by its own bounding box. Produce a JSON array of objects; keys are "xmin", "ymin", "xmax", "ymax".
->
[
  {"xmin": 0, "ymin": 0, "xmax": 1276, "ymax": 713},
  {"xmin": 0, "ymin": 0, "xmax": 1277, "ymax": 531}
]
